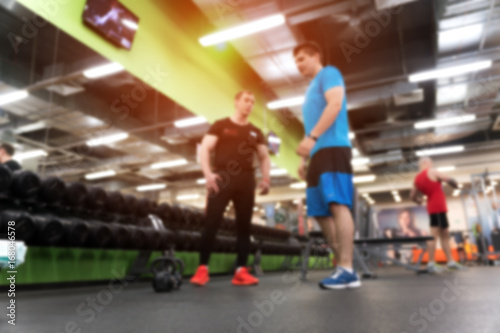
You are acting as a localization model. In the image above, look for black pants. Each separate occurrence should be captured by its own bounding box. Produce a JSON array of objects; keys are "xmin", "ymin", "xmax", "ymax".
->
[{"xmin": 199, "ymin": 170, "xmax": 255, "ymax": 267}]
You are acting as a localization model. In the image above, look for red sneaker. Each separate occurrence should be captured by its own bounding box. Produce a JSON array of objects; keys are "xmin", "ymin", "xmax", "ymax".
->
[
  {"xmin": 232, "ymin": 267, "xmax": 259, "ymax": 286},
  {"xmin": 190, "ymin": 265, "xmax": 209, "ymax": 286}
]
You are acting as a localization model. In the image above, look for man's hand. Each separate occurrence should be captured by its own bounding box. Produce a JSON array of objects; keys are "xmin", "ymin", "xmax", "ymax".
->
[
  {"xmin": 258, "ymin": 178, "xmax": 270, "ymax": 195},
  {"xmin": 298, "ymin": 158, "xmax": 307, "ymax": 181},
  {"xmin": 447, "ymin": 178, "xmax": 459, "ymax": 189},
  {"xmin": 296, "ymin": 136, "xmax": 315, "ymax": 158},
  {"xmin": 205, "ymin": 172, "xmax": 221, "ymax": 195}
]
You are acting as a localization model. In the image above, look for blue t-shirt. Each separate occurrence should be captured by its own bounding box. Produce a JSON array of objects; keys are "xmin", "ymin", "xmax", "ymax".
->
[{"xmin": 302, "ymin": 65, "xmax": 351, "ymax": 157}]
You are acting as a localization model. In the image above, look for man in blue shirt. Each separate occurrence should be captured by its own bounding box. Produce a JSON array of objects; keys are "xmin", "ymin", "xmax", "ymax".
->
[{"xmin": 294, "ymin": 42, "xmax": 360, "ymax": 289}]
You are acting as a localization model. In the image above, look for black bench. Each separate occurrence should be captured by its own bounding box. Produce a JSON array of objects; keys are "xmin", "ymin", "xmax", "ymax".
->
[{"xmin": 301, "ymin": 232, "xmax": 434, "ymax": 280}]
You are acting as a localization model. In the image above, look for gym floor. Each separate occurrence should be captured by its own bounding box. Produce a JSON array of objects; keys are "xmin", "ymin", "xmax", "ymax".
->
[{"xmin": 4, "ymin": 267, "xmax": 499, "ymax": 333}]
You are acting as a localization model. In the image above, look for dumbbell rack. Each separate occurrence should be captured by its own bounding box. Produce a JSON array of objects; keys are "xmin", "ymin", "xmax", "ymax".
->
[{"xmin": 127, "ymin": 214, "xmax": 184, "ymax": 281}]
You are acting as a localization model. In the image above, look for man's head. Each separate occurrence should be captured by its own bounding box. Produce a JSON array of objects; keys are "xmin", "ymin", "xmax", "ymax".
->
[
  {"xmin": 0, "ymin": 143, "xmax": 15, "ymax": 162},
  {"xmin": 234, "ymin": 90, "xmax": 255, "ymax": 118},
  {"xmin": 418, "ymin": 157, "xmax": 432, "ymax": 171},
  {"xmin": 293, "ymin": 41, "xmax": 323, "ymax": 78}
]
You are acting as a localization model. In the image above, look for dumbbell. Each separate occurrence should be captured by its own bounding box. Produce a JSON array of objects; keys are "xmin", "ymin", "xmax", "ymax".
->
[
  {"xmin": 106, "ymin": 191, "xmax": 124, "ymax": 214},
  {"xmin": 126, "ymin": 225, "xmax": 147, "ymax": 250},
  {"xmin": 175, "ymin": 230, "xmax": 201, "ymax": 251},
  {"xmin": 116, "ymin": 215, "xmax": 136, "ymax": 225},
  {"xmin": 64, "ymin": 182, "xmax": 88, "ymax": 207},
  {"xmin": 30, "ymin": 215, "xmax": 65, "ymax": 246},
  {"xmin": 109, "ymin": 223, "xmax": 132, "ymax": 249},
  {"xmin": 168, "ymin": 205, "xmax": 185, "ymax": 229},
  {"xmin": 85, "ymin": 187, "xmax": 108, "ymax": 211},
  {"xmin": 143, "ymin": 228, "xmax": 163, "ymax": 250},
  {"xmin": 0, "ymin": 210, "xmax": 36, "ymax": 243},
  {"xmin": 156, "ymin": 203, "xmax": 173, "ymax": 221},
  {"xmin": 38, "ymin": 177, "xmax": 66, "ymax": 204},
  {"xmin": 121, "ymin": 194, "xmax": 138, "ymax": 216},
  {"xmin": 0, "ymin": 164, "xmax": 12, "ymax": 193},
  {"xmin": 32, "ymin": 215, "xmax": 90, "ymax": 247},
  {"xmin": 10, "ymin": 170, "xmax": 41, "ymax": 199},
  {"xmin": 85, "ymin": 220, "xmax": 113, "ymax": 248},
  {"xmin": 93, "ymin": 211, "xmax": 115, "ymax": 223},
  {"xmin": 159, "ymin": 229, "xmax": 175, "ymax": 246},
  {"xmin": 136, "ymin": 198, "xmax": 153, "ymax": 217}
]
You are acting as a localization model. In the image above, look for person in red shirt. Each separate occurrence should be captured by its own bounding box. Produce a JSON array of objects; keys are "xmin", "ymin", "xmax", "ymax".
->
[{"xmin": 410, "ymin": 157, "xmax": 465, "ymax": 273}]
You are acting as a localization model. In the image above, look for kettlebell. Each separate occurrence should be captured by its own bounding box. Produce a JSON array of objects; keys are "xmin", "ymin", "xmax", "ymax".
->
[{"xmin": 151, "ymin": 258, "xmax": 176, "ymax": 292}]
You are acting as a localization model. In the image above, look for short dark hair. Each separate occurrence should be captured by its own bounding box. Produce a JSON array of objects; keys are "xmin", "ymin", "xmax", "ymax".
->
[
  {"xmin": 235, "ymin": 90, "xmax": 254, "ymax": 100},
  {"xmin": 293, "ymin": 41, "xmax": 323, "ymax": 62},
  {"xmin": 1, "ymin": 142, "xmax": 15, "ymax": 156}
]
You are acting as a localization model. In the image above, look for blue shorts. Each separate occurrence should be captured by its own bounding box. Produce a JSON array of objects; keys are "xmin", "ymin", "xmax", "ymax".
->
[{"xmin": 305, "ymin": 147, "xmax": 353, "ymax": 217}]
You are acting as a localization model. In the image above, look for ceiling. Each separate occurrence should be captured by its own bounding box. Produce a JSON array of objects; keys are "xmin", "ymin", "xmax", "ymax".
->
[{"xmin": 0, "ymin": 0, "xmax": 499, "ymax": 208}]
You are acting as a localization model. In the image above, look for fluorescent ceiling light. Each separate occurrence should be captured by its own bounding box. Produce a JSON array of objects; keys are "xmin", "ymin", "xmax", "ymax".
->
[
  {"xmin": 174, "ymin": 116, "xmax": 207, "ymax": 128},
  {"xmin": 177, "ymin": 194, "xmax": 200, "ymax": 201},
  {"xmin": 85, "ymin": 170, "xmax": 116, "ymax": 180},
  {"xmin": 416, "ymin": 145, "xmax": 464, "ymax": 157},
  {"xmin": 361, "ymin": 193, "xmax": 370, "ymax": 198},
  {"xmin": 436, "ymin": 84, "xmax": 467, "ymax": 106},
  {"xmin": 0, "ymin": 90, "xmax": 29, "ymax": 106},
  {"xmin": 353, "ymin": 148, "xmax": 359, "ymax": 157},
  {"xmin": 409, "ymin": 60, "xmax": 492, "ymax": 82},
  {"xmin": 349, "ymin": 132, "xmax": 355, "ymax": 140},
  {"xmin": 197, "ymin": 178, "xmax": 207, "ymax": 185},
  {"xmin": 290, "ymin": 182, "xmax": 306, "ymax": 189},
  {"xmin": 199, "ymin": 14, "xmax": 285, "ymax": 46},
  {"xmin": 438, "ymin": 24, "xmax": 483, "ymax": 53},
  {"xmin": 86, "ymin": 133, "xmax": 129, "ymax": 146},
  {"xmin": 13, "ymin": 149, "xmax": 47, "ymax": 160},
  {"xmin": 267, "ymin": 96, "xmax": 305, "ymax": 110},
  {"xmin": 13, "ymin": 121, "xmax": 46, "ymax": 134},
  {"xmin": 436, "ymin": 166, "xmax": 456, "ymax": 172},
  {"xmin": 353, "ymin": 175, "xmax": 376, "ymax": 183},
  {"xmin": 415, "ymin": 114, "xmax": 476, "ymax": 129},
  {"xmin": 151, "ymin": 158, "xmax": 188, "ymax": 169},
  {"xmin": 121, "ymin": 19, "xmax": 139, "ymax": 30},
  {"xmin": 83, "ymin": 63, "xmax": 124, "ymax": 79},
  {"xmin": 391, "ymin": 190, "xmax": 399, "ymax": 195},
  {"xmin": 270, "ymin": 168, "xmax": 288, "ymax": 176},
  {"xmin": 352, "ymin": 158, "xmax": 370, "ymax": 166},
  {"xmin": 137, "ymin": 184, "xmax": 167, "ymax": 192}
]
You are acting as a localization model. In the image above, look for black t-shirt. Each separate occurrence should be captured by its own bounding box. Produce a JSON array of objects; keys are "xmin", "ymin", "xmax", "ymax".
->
[
  {"xmin": 208, "ymin": 117, "xmax": 265, "ymax": 171},
  {"xmin": 3, "ymin": 160, "xmax": 22, "ymax": 172}
]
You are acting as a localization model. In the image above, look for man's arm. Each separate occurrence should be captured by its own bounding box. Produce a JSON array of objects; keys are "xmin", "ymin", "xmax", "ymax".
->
[
  {"xmin": 296, "ymin": 86, "xmax": 344, "ymax": 157},
  {"xmin": 256, "ymin": 144, "xmax": 270, "ymax": 180},
  {"xmin": 200, "ymin": 134, "xmax": 221, "ymax": 194},
  {"xmin": 200, "ymin": 134, "xmax": 217, "ymax": 177},
  {"xmin": 310, "ymin": 86, "xmax": 344, "ymax": 138},
  {"xmin": 410, "ymin": 186, "xmax": 422, "ymax": 205},
  {"xmin": 256, "ymin": 144, "xmax": 271, "ymax": 195},
  {"xmin": 429, "ymin": 169, "xmax": 459, "ymax": 189}
]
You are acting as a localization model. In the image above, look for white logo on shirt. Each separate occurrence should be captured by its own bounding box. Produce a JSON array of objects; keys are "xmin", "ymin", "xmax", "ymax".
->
[{"xmin": 250, "ymin": 131, "xmax": 257, "ymax": 137}]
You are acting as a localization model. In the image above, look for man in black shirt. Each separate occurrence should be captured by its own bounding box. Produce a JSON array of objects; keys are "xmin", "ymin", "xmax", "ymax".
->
[
  {"xmin": 190, "ymin": 90, "xmax": 271, "ymax": 286},
  {"xmin": 0, "ymin": 143, "xmax": 22, "ymax": 172}
]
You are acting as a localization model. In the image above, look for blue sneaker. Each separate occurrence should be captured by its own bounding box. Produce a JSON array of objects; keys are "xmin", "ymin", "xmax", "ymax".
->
[{"xmin": 319, "ymin": 267, "xmax": 361, "ymax": 290}]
